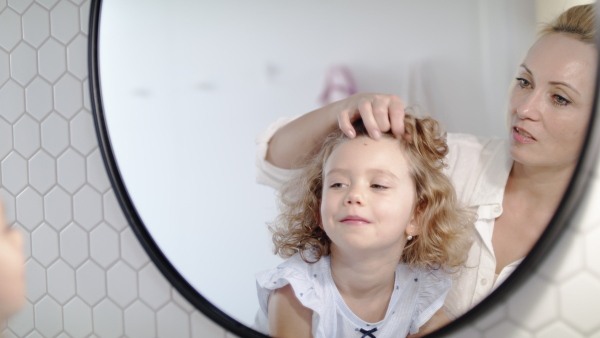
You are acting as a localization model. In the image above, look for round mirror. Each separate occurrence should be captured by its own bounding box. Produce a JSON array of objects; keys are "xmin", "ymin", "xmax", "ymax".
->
[{"xmin": 89, "ymin": 0, "xmax": 599, "ymax": 336}]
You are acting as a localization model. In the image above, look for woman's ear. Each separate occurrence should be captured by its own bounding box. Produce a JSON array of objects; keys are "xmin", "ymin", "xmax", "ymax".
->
[{"xmin": 407, "ymin": 205, "xmax": 423, "ymax": 237}]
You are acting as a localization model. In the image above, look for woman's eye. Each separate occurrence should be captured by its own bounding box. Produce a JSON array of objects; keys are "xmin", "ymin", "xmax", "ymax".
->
[
  {"xmin": 553, "ymin": 94, "xmax": 571, "ymax": 107},
  {"xmin": 330, "ymin": 183, "xmax": 345, "ymax": 188},
  {"xmin": 516, "ymin": 77, "xmax": 531, "ymax": 88}
]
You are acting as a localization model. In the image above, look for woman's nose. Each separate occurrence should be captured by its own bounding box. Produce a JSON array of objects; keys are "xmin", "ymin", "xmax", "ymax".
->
[{"xmin": 516, "ymin": 90, "xmax": 542, "ymax": 121}]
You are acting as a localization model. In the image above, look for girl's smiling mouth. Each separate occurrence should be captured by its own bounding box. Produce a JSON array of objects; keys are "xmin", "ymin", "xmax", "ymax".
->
[{"xmin": 339, "ymin": 215, "xmax": 371, "ymax": 225}]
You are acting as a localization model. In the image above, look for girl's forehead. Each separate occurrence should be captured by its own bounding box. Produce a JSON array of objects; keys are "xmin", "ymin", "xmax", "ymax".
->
[{"xmin": 324, "ymin": 136, "xmax": 410, "ymax": 173}]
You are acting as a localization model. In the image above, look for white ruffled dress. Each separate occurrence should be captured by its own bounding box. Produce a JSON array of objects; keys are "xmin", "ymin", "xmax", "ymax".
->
[{"xmin": 254, "ymin": 253, "xmax": 451, "ymax": 338}]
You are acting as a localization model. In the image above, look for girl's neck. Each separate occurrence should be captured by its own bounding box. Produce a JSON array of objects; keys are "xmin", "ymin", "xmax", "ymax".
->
[{"xmin": 329, "ymin": 247, "xmax": 400, "ymax": 322}]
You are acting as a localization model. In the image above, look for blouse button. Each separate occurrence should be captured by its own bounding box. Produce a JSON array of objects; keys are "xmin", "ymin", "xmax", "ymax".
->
[
  {"xmin": 493, "ymin": 206, "xmax": 502, "ymax": 213},
  {"xmin": 480, "ymin": 278, "xmax": 488, "ymax": 286}
]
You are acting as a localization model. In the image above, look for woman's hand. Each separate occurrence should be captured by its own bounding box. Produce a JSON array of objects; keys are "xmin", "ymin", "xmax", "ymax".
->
[
  {"xmin": 336, "ymin": 93, "xmax": 407, "ymax": 140},
  {"xmin": 266, "ymin": 93, "xmax": 407, "ymax": 170},
  {"xmin": 0, "ymin": 201, "xmax": 25, "ymax": 319}
]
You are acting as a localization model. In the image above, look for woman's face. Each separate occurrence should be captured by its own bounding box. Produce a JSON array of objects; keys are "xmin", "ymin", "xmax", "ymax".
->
[{"xmin": 508, "ymin": 33, "xmax": 597, "ymax": 169}]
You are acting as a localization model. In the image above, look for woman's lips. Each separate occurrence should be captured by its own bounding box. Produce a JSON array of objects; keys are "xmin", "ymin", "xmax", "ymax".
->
[
  {"xmin": 339, "ymin": 216, "xmax": 370, "ymax": 225},
  {"xmin": 513, "ymin": 126, "xmax": 536, "ymax": 143}
]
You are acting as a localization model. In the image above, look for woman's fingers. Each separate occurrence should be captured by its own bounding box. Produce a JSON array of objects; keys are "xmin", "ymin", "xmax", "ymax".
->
[
  {"xmin": 337, "ymin": 93, "xmax": 407, "ymax": 140},
  {"xmin": 388, "ymin": 96, "xmax": 406, "ymax": 137}
]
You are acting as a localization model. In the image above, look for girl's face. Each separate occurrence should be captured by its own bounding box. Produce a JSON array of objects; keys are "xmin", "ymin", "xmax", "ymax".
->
[
  {"xmin": 0, "ymin": 205, "xmax": 25, "ymax": 319},
  {"xmin": 320, "ymin": 136, "xmax": 419, "ymax": 258},
  {"xmin": 508, "ymin": 33, "xmax": 597, "ymax": 169}
]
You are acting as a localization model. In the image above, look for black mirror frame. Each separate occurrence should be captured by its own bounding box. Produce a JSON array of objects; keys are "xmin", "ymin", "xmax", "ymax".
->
[{"xmin": 87, "ymin": 0, "xmax": 600, "ymax": 336}]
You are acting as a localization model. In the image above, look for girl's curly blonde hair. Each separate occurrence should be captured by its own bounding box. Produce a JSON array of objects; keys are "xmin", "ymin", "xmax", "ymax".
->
[{"xmin": 270, "ymin": 112, "xmax": 474, "ymax": 271}]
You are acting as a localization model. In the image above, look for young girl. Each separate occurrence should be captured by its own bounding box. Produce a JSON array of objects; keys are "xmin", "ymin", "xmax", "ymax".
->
[{"xmin": 255, "ymin": 114, "xmax": 473, "ymax": 337}]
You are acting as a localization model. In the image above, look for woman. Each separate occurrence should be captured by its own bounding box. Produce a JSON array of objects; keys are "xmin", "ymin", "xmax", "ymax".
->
[
  {"xmin": 256, "ymin": 4, "xmax": 597, "ymax": 331},
  {"xmin": 0, "ymin": 202, "xmax": 25, "ymax": 321}
]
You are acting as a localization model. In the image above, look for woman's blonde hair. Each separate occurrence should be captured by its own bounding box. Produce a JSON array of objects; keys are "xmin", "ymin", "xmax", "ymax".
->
[
  {"xmin": 269, "ymin": 112, "xmax": 474, "ymax": 272},
  {"xmin": 539, "ymin": 4, "xmax": 596, "ymax": 44}
]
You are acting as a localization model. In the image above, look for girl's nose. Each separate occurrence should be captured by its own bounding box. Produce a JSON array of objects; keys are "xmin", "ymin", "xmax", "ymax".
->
[{"xmin": 345, "ymin": 189, "xmax": 363, "ymax": 205}]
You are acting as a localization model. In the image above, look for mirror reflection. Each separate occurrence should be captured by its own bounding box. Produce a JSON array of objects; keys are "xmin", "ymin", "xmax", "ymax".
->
[{"xmin": 97, "ymin": 0, "xmax": 596, "ymax": 333}]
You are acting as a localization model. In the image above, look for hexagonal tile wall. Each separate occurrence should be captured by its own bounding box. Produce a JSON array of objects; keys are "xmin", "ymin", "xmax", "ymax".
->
[{"xmin": 2, "ymin": 1, "xmax": 600, "ymax": 337}]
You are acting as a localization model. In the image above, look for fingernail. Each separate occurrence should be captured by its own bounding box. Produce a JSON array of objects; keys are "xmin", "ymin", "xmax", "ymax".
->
[
  {"xmin": 348, "ymin": 130, "xmax": 355, "ymax": 138},
  {"xmin": 372, "ymin": 130, "xmax": 380, "ymax": 139}
]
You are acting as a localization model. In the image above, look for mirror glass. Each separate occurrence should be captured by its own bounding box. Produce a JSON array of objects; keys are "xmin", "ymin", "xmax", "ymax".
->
[{"xmin": 96, "ymin": 0, "xmax": 578, "ymax": 329}]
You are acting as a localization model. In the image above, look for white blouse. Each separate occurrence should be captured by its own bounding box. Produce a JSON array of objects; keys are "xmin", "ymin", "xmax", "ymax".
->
[
  {"xmin": 254, "ymin": 253, "xmax": 451, "ymax": 337},
  {"xmin": 254, "ymin": 116, "xmax": 522, "ymax": 320}
]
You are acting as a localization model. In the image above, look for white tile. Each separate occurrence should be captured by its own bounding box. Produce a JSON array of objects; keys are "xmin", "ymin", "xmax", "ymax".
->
[
  {"xmin": 120, "ymin": 227, "xmax": 149, "ymax": 270},
  {"xmin": 538, "ymin": 230, "xmax": 585, "ymax": 283},
  {"xmin": 138, "ymin": 263, "xmax": 170, "ymax": 310},
  {"xmin": 63, "ymin": 297, "xmax": 93, "ymax": 338},
  {"xmin": 66, "ymin": 34, "xmax": 86, "ymax": 80},
  {"xmin": 73, "ymin": 185, "xmax": 102, "ymax": 230},
  {"xmin": 0, "ymin": 188, "xmax": 16, "ymax": 224},
  {"xmin": 41, "ymin": 112, "xmax": 69, "ymax": 157},
  {"xmin": 82, "ymin": 78, "xmax": 90, "ymax": 110},
  {"xmin": 54, "ymin": 74, "xmax": 82, "ymax": 119},
  {"xmin": 7, "ymin": 300, "xmax": 34, "ymax": 337},
  {"xmin": 172, "ymin": 288, "xmax": 194, "ymax": 313},
  {"xmin": 0, "ymin": 49, "xmax": 8, "ymax": 86},
  {"xmin": 585, "ymin": 225, "xmax": 600, "ymax": 277},
  {"xmin": 38, "ymin": 38, "xmax": 66, "ymax": 83},
  {"xmin": 483, "ymin": 322, "xmax": 532, "ymax": 338},
  {"xmin": 14, "ymin": 114, "xmax": 40, "ymax": 159},
  {"xmin": 7, "ymin": 0, "xmax": 33, "ymax": 14},
  {"xmin": 24, "ymin": 331, "xmax": 43, "ymax": 338},
  {"xmin": 57, "ymin": 148, "xmax": 86, "ymax": 194},
  {"xmin": 47, "ymin": 259, "xmax": 76, "ymax": 304},
  {"xmin": 90, "ymin": 222, "xmax": 119, "ymax": 268},
  {"xmin": 559, "ymin": 272, "xmax": 600, "ymax": 333},
  {"xmin": 0, "ymin": 9, "xmax": 22, "ymax": 51},
  {"xmin": 34, "ymin": 296, "xmax": 63, "ymax": 337},
  {"xmin": 16, "ymin": 188, "xmax": 44, "ymax": 231},
  {"xmin": 86, "ymin": 149, "xmax": 110, "ymax": 193},
  {"xmin": 25, "ymin": 259, "xmax": 46, "ymax": 303},
  {"xmin": 2, "ymin": 152, "xmax": 27, "ymax": 195},
  {"xmin": 50, "ymin": 0, "xmax": 79, "ymax": 44},
  {"xmin": 92, "ymin": 299, "xmax": 123, "ymax": 338},
  {"xmin": 70, "ymin": 110, "xmax": 96, "ymax": 155},
  {"xmin": 571, "ymin": 177, "xmax": 600, "ymax": 233},
  {"xmin": 534, "ymin": 321, "xmax": 583, "ymax": 338},
  {"xmin": 22, "ymin": 3, "xmax": 50, "ymax": 48},
  {"xmin": 0, "ymin": 117, "xmax": 13, "ymax": 159},
  {"xmin": 14, "ymin": 224, "xmax": 31, "ymax": 260},
  {"xmin": 103, "ymin": 190, "xmax": 128, "ymax": 231},
  {"xmin": 79, "ymin": 0, "xmax": 90, "ymax": 35},
  {"xmin": 157, "ymin": 303, "xmax": 190, "ymax": 338},
  {"xmin": 473, "ymin": 301, "xmax": 507, "ymax": 331},
  {"xmin": 0, "ymin": 80, "xmax": 25, "ymax": 123},
  {"xmin": 0, "ymin": 0, "xmax": 5, "ymax": 10},
  {"xmin": 107, "ymin": 261, "xmax": 137, "ymax": 308},
  {"xmin": 191, "ymin": 311, "xmax": 226, "ymax": 338},
  {"xmin": 36, "ymin": 0, "xmax": 58, "ymax": 10},
  {"xmin": 9, "ymin": 42, "xmax": 37, "ymax": 86},
  {"xmin": 31, "ymin": 223, "xmax": 59, "ymax": 266},
  {"xmin": 507, "ymin": 275, "xmax": 558, "ymax": 331},
  {"xmin": 44, "ymin": 186, "xmax": 72, "ymax": 231},
  {"xmin": 60, "ymin": 222, "xmax": 88, "ymax": 268},
  {"xmin": 124, "ymin": 300, "xmax": 156, "ymax": 338},
  {"xmin": 76, "ymin": 260, "xmax": 106, "ymax": 306},
  {"xmin": 29, "ymin": 150, "xmax": 55, "ymax": 195},
  {"xmin": 25, "ymin": 77, "xmax": 53, "ymax": 121}
]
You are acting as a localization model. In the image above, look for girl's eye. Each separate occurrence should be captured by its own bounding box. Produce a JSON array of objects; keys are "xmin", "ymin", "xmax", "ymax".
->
[
  {"xmin": 330, "ymin": 183, "xmax": 345, "ymax": 188},
  {"xmin": 553, "ymin": 94, "xmax": 571, "ymax": 107},
  {"xmin": 516, "ymin": 77, "xmax": 531, "ymax": 88},
  {"xmin": 371, "ymin": 184, "xmax": 388, "ymax": 190}
]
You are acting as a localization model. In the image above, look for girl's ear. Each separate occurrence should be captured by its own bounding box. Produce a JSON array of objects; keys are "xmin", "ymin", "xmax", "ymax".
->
[{"xmin": 407, "ymin": 206, "xmax": 423, "ymax": 237}]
